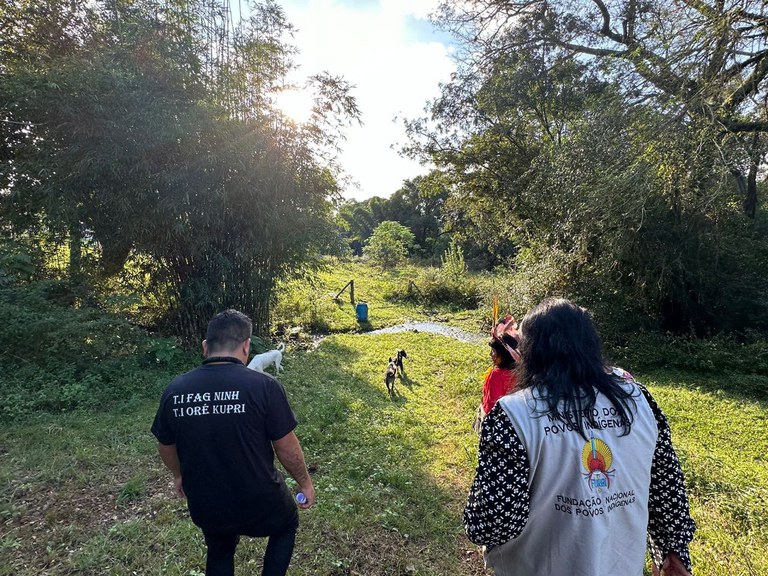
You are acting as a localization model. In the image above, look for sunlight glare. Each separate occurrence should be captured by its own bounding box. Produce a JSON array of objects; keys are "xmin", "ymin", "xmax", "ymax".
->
[{"xmin": 273, "ymin": 89, "xmax": 315, "ymax": 124}]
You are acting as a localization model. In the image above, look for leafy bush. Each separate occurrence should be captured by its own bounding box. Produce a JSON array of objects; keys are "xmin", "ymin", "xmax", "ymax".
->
[
  {"xmin": 364, "ymin": 221, "xmax": 415, "ymax": 267},
  {"xmin": 440, "ymin": 240, "xmax": 467, "ymax": 281},
  {"xmin": 389, "ymin": 241, "xmax": 480, "ymax": 310},
  {"xmin": 392, "ymin": 266, "xmax": 481, "ymax": 310},
  {"xmin": 467, "ymin": 245, "xmax": 574, "ymax": 321},
  {"xmin": 0, "ymin": 240, "xmax": 38, "ymax": 285},
  {"xmin": 607, "ymin": 330, "xmax": 768, "ymax": 382},
  {"xmin": 0, "ymin": 281, "xmax": 197, "ymax": 420}
]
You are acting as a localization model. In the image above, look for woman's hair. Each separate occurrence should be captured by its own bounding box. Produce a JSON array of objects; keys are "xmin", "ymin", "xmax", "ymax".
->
[
  {"xmin": 516, "ymin": 298, "xmax": 636, "ymax": 437},
  {"xmin": 489, "ymin": 334, "xmax": 518, "ymax": 370}
]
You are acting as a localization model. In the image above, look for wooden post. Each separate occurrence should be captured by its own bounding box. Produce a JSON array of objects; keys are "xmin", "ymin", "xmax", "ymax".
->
[{"xmin": 334, "ymin": 279, "xmax": 355, "ymax": 304}]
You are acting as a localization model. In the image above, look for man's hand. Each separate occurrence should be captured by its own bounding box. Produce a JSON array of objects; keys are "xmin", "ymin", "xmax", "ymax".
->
[
  {"xmin": 173, "ymin": 475, "xmax": 186, "ymax": 499},
  {"xmin": 296, "ymin": 484, "xmax": 315, "ymax": 509},
  {"xmin": 273, "ymin": 432, "xmax": 315, "ymax": 509},
  {"xmin": 158, "ymin": 443, "xmax": 185, "ymax": 498}
]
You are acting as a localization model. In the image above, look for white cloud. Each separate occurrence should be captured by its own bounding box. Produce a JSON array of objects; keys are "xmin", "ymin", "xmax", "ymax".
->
[
  {"xmin": 279, "ymin": 0, "xmax": 454, "ymax": 200},
  {"xmin": 381, "ymin": 0, "xmax": 438, "ymax": 19}
]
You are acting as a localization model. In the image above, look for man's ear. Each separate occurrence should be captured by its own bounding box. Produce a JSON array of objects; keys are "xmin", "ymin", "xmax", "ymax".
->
[
  {"xmin": 242, "ymin": 338, "xmax": 251, "ymax": 357},
  {"xmin": 202, "ymin": 339, "xmax": 209, "ymax": 358}
]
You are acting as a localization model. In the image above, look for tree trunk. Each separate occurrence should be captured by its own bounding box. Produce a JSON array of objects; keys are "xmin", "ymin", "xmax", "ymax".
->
[
  {"xmin": 743, "ymin": 133, "xmax": 761, "ymax": 219},
  {"xmin": 68, "ymin": 220, "xmax": 82, "ymax": 285}
]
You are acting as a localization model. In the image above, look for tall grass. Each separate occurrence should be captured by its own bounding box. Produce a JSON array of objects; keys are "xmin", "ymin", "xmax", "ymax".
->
[
  {"xmin": 2, "ymin": 333, "xmax": 766, "ymax": 574},
  {"xmin": 642, "ymin": 372, "xmax": 768, "ymax": 575},
  {"xmin": 273, "ymin": 258, "xmax": 488, "ymax": 335},
  {"xmin": 1, "ymin": 260, "xmax": 766, "ymax": 574}
]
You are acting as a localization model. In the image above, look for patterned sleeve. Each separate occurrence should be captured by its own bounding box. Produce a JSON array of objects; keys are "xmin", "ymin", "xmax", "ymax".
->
[
  {"xmin": 638, "ymin": 384, "xmax": 696, "ymax": 572},
  {"xmin": 463, "ymin": 402, "xmax": 530, "ymax": 546}
]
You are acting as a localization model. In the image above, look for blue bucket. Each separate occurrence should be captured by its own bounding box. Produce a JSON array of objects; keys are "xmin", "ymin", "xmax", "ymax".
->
[{"xmin": 355, "ymin": 302, "xmax": 369, "ymax": 322}]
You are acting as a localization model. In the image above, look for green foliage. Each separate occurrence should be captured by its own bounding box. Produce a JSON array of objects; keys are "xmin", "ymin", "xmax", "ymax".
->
[
  {"xmin": 364, "ymin": 221, "xmax": 416, "ymax": 267},
  {"xmin": 0, "ymin": 280, "xmax": 196, "ymax": 420},
  {"xmin": 403, "ymin": 267, "xmax": 480, "ymax": 310},
  {"xmin": 0, "ymin": 0, "xmax": 360, "ymax": 340},
  {"xmin": 401, "ymin": 242, "xmax": 481, "ymax": 309},
  {"xmin": 145, "ymin": 338, "xmax": 187, "ymax": 366},
  {"xmin": 442, "ymin": 0, "xmax": 768, "ymax": 146},
  {"xmin": 381, "ymin": 175, "xmax": 449, "ymax": 261},
  {"xmin": 439, "ymin": 239, "xmax": 466, "ymax": 281},
  {"xmin": 335, "ymin": 175, "xmax": 449, "ymax": 260},
  {"xmin": 335, "ymin": 200, "xmax": 380, "ymax": 256},
  {"xmin": 608, "ymin": 331, "xmax": 768, "ymax": 385},
  {"xmin": 0, "ymin": 327, "xmax": 766, "ymax": 575},
  {"xmin": 445, "ymin": 244, "xmax": 573, "ymax": 326},
  {"xmin": 0, "ymin": 240, "xmax": 39, "ymax": 285},
  {"xmin": 407, "ymin": 26, "xmax": 768, "ymax": 334}
]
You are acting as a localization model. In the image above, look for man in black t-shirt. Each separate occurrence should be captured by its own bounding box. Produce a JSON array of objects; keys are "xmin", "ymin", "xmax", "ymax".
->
[{"xmin": 152, "ymin": 309, "xmax": 315, "ymax": 576}]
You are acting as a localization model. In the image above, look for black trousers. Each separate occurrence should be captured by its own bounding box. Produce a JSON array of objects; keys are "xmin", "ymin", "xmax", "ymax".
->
[{"xmin": 201, "ymin": 512, "xmax": 299, "ymax": 576}]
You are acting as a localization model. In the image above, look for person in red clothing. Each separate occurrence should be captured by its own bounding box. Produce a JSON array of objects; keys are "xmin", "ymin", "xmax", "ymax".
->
[{"xmin": 473, "ymin": 315, "xmax": 520, "ymax": 434}]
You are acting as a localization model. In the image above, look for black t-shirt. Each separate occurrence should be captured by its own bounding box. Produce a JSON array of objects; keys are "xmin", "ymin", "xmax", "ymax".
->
[{"xmin": 151, "ymin": 361, "xmax": 298, "ymax": 532}]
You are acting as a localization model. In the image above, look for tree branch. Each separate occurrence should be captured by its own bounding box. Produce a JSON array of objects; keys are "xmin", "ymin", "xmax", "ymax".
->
[
  {"xmin": 557, "ymin": 40, "xmax": 626, "ymax": 58},
  {"xmin": 680, "ymin": 0, "xmax": 720, "ymax": 20},
  {"xmin": 590, "ymin": 0, "xmax": 625, "ymax": 43},
  {"xmin": 719, "ymin": 118, "xmax": 768, "ymax": 132},
  {"xmin": 721, "ymin": 49, "xmax": 768, "ymax": 81},
  {"xmin": 725, "ymin": 54, "xmax": 768, "ymax": 111}
]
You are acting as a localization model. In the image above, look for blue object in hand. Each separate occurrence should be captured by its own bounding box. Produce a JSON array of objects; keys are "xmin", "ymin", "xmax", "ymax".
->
[{"xmin": 295, "ymin": 492, "xmax": 307, "ymax": 505}]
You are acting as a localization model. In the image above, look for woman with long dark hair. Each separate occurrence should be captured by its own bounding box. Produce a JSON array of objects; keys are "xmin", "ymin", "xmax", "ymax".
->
[{"xmin": 464, "ymin": 298, "xmax": 696, "ymax": 576}]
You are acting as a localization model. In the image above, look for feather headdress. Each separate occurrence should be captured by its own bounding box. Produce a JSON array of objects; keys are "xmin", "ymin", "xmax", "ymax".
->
[{"xmin": 491, "ymin": 313, "xmax": 521, "ymax": 364}]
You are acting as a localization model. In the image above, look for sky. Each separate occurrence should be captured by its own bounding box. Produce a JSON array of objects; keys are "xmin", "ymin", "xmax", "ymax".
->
[{"xmin": 274, "ymin": 0, "xmax": 456, "ymax": 201}]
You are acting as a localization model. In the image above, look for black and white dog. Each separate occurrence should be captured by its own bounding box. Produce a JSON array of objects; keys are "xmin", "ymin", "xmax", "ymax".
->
[
  {"xmin": 393, "ymin": 349, "xmax": 407, "ymax": 375},
  {"xmin": 385, "ymin": 357, "xmax": 397, "ymax": 397},
  {"xmin": 384, "ymin": 349, "xmax": 407, "ymax": 397}
]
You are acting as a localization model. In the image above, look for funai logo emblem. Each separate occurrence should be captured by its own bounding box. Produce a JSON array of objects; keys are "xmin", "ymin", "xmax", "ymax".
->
[{"xmin": 581, "ymin": 432, "xmax": 615, "ymax": 493}]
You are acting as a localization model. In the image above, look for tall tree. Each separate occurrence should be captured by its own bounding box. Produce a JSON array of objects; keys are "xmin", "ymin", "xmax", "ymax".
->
[
  {"xmin": 408, "ymin": 15, "xmax": 768, "ymax": 332},
  {"xmin": 436, "ymin": 0, "xmax": 768, "ymax": 216},
  {"xmin": 382, "ymin": 176, "xmax": 449, "ymax": 259},
  {"xmin": 0, "ymin": 0, "xmax": 359, "ymax": 338},
  {"xmin": 364, "ymin": 220, "xmax": 416, "ymax": 267},
  {"xmin": 336, "ymin": 200, "xmax": 380, "ymax": 255},
  {"xmin": 406, "ymin": 41, "xmax": 607, "ymax": 266}
]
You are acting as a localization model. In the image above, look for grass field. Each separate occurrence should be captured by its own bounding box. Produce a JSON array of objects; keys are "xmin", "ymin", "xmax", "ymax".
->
[
  {"xmin": 273, "ymin": 259, "xmax": 487, "ymax": 335},
  {"xmin": 2, "ymin": 335, "xmax": 767, "ymax": 575},
  {"xmin": 643, "ymin": 372, "xmax": 768, "ymax": 575},
  {"xmin": 1, "ymin": 261, "xmax": 767, "ymax": 575}
]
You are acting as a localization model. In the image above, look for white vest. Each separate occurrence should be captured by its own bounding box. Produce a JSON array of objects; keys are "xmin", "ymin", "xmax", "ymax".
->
[{"xmin": 486, "ymin": 380, "xmax": 657, "ymax": 576}]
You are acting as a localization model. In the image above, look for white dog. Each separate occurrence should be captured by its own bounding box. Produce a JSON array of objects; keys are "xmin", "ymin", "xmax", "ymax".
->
[{"xmin": 247, "ymin": 342, "xmax": 285, "ymax": 374}]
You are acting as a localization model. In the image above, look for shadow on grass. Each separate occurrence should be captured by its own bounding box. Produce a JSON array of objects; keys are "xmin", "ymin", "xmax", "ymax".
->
[
  {"xmin": 278, "ymin": 333, "xmax": 488, "ymax": 575},
  {"xmin": 398, "ymin": 371, "xmax": 417, "ymax": 389},
  {"xmin": 0, "ymin": 332, "xmax": 490, "ymax": 576},
  {"xmin": 642, "ymin": 368, "xmax": 768, "ymax": 407},
  {"xmin": 388, "ymin": 387, "xmax": 409, "ymax": 404}
]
